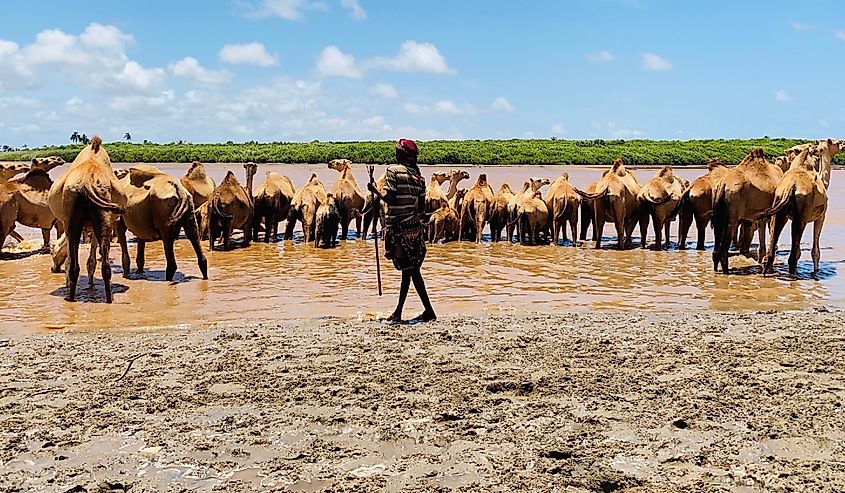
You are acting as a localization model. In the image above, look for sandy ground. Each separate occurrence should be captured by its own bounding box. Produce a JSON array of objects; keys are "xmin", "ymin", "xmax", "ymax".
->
[{"xmin": 2, "ymin": 311, "xmax": 845, "ymax": 492}]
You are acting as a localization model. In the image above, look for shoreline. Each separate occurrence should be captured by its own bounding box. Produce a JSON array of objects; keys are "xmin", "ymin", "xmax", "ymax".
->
[{"xmin": 2, "ymin": 310, "xmax": 844, "ymax": 491}]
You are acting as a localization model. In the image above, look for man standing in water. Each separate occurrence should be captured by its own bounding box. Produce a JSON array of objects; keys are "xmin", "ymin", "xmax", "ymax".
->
[{"xmin": 368, "ymin": 139, "xmax": 437, "ymax": 323}]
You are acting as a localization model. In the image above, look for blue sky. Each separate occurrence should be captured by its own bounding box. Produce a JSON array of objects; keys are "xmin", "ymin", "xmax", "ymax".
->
[{"xmin": 0, "ymin": 0, "xmax": 842, "ymax": 146}]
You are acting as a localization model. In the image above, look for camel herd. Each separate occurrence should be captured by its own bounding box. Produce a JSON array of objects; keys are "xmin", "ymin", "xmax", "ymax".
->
[{"xmin": 0, "ymin": 137, "xmax": 840, "ymax": 303}]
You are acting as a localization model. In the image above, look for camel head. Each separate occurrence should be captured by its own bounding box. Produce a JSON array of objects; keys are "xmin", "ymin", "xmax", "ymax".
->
[
  {"xmin": 559, "ymin": 172, "xmax": 570, "ymax": 181},
  {"xmin": 307, "ymin": 173, "xmax": 322, "ymax": 186},
  {"xmin": 610, "ymin": 158, "xmax": 627, "ymax": 176},
  {"xmin": 455, "ymin": 188, "xmax": 467, "ymax": 200},
  {"xmin": 529, "ymin": 177, "xmax": 551, "ymax": 191},
  {"xmin": 818, "ymin": 138, "xmax": 843, "ymax": 157},
  {"xmin": 656, "ymin": 166, "xmax": 674, "ymax": 181},
  {"xmin": 450, "ymin": 169, "xmax": 470, "ymax": 182},
  {"xmin": 186, "ymin": 161, "xmax": 207, "ymax": 178},
  {"xmin": 243, "ymin": 162, "xmax": 258, "ymax": 178},
  {"xmin": 0, "ymin": 163, "xmax": 29, "ymax": 182},
  {"xmin": 327, "ymin": 159, "xmax": 352, "ymax": 173},
  {"xmin": 430, "ymin": 171, "xmax": 449, "ymax": 184},
  {"xmin": 31, "ymin": 156, "xmax": 65, "ymax": 172}
]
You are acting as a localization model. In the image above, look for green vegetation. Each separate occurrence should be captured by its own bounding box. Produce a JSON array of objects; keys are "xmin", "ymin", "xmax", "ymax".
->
[{"xmin": 1, "ymin": 138, "xmax": 841, "ymax": 166}]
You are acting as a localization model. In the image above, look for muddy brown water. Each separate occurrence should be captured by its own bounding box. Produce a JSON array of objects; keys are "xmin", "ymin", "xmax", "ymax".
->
[{"xmin": 2, "ymin": 164, "xmax": 844, "ymax": 333}]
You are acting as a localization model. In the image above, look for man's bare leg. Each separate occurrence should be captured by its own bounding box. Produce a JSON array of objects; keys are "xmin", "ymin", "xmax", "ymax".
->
[{"xmin": 410, "ymin": 268, "xmax": 436, "ymax": 322}]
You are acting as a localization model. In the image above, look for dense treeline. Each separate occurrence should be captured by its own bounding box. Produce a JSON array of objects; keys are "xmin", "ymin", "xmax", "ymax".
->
[{"xmin": 1, "ymin": 138, "xmax": 841, "ymax": 166}]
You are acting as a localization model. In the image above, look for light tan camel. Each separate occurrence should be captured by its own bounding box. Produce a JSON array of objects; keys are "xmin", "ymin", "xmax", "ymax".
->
[
  {"xmin": 458, "ymin": 174, "xmax": 495, "ymax": 243},
  {"xmin": 252, "ymin": 172, "xmax": 295, "ymax": 242},
  {"xmin": 117, "ymin": 165, "xmax": 207, "ymax": 281},
  {"xmin": 757, "ymin": 139, "xmax": 842, "ymax": 276},
  {"xmin": 711, "ymin": 149, "xmax": 783, "ymax": 274},
  {"xmin": 677, "ymin": 158, "xmax": 729, "ymax": 250},
  {"xmin": 446, "ymin": 169, "xmax": 470, "ymax": 199},
  {"xmin": 638, "ymin": 166, "xmax": 685, "ymax": 250},
  {"xmin": 328, "ymin": 159, "xmax": 366, "ymax": 239},
  {"xmin": 575, "ymin": 159, "xmax": 646, "ymax": 249},
  {"xmin": 425, "ymin": 171, "xmax": 450, "ymax": 214},
  {"xmin": 545, "ymin": 172, "xmax": 580, "ymax": 245},
  {"xmin": 285, "ymin": 173, "xmax": 327, "ymax": 243},
  {"xmin": 181, "ymin": 161, "xmax": 216, "ymax": 208},
  {"xmin": 48, "ymin": 136, "xmax": 126, "ymax": 303},
  {"xmin": 205, "ymin": 163, "xmax": 257, "ymax": 250},
  {"xmin": 489, "ymin": 183, "xmax": 516, "ymax": 242},
  {"xmin": 0, "ymin": 157, "xmax": 66, "ymax": 250},
  {"xmin": 511, "ymin": 191, "xmax": 549, "ymax": 245},
  {"xmin": 507, "ymin": 177, "xmax": 550, "ymax": 242},
  {"xmin": 430, "ymin": 188, "xmax": 466, "ymax": 243},
  {"xmin": 314, "ymin": 193, "xmax": 342, "ymax": 248}
]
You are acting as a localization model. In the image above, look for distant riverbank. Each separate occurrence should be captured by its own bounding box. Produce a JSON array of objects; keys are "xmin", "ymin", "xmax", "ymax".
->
[{"xmin": 2, "ymin": 138, "xmax": 840, "ymax": 166}]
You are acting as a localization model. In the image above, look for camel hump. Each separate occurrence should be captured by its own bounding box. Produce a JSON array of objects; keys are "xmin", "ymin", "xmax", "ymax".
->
[
  {"xmin": 129, "ymin": 165, "xmax": 165, "ymax": 186},
  {"xmin": 477, "ymin": 173, "xmax": 488, "ymax": 185},
  {"xmin": 707, "ymin": 158, "xmax": 725, "ymax": 171},
  {"xmin": 91, "ymin": 135, "xmax": 102, "ymax": 153},
  {"xmin": 560, "ymin": 172, "xmax": 569, "ymax": 181},
  {"xmin": 220, "ymin": 170, "xmax": 240, "ymax": 186},
  {"xmin": 657, "ymin": 166, "xmax": 673, "ymax": 180},
  {"xmin": 751, "ymin": 148, "xmax": 765, "ymax": 159}
]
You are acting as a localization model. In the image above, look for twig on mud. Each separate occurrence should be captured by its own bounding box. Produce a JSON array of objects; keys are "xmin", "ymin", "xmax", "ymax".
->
[
  {"xmin": 29, "ymin": 387, "xmax": 66, "ymax": 398},
  {"xmin": 115, "ymin": 352, "xmax": 149, "ymax": 382}
]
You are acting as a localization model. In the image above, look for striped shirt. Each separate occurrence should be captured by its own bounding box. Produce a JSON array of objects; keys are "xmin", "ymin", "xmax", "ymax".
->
[{"xmin": 384, "ymin": 163, "xmax": 426, "ymax": 228}]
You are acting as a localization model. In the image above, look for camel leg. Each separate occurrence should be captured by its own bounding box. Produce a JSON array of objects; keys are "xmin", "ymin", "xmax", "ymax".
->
[
  {"xmin": 222, "ymin": 218, "xmax": 233, "ymax": 251},
  {"xmin": 65, "ymin": 220, "xmax": 83, "ymax": 302},
  {"xmin": 163, "ymin": 234, "xmax": 178, "ymax": 282},
  {"xmin": 788, "ymin": 218, "xmax": 803, "ymax": 277},
  {"xmin": 678, "ymin": 206, "xmax": 692, "ymax": 250},
  {"xmin": 664, "ymin": 220, "xmax": 671, "ymax": 249},
  {"xmin": 613, "ymin": 208, "xmax": 626, "ymax": 250},
  {"xmin": 764, "ymin": 211, "xmax": 788, "ymax": 275},
  {"xmin": 136, "ymin": 240, "xmax": 146, "ymax": 275},
  {"xmin": 570, "ymin": 216, "xmax": 578, "ymax": 247},
  {"xmin": 695, "ymin": 215, "xmax": 708, "ymax": 251},
  {"xmin": 242, "ymin": 214, "xmax": 252, "ymax": 248},
  {"xmin": 183, "ymin": 213, "xmax": 208, "ymax": 279},
  {"xmin": 115, "ymin": 221, "xmax": 130, "ymax": 277},
  {"xmin": 580, "ymin": 203, "xmax": 591, "ymax": 241},
  {"xmin": 284, "ymin": 215, "xmax": 296, "ymax": 241},
  {"xmin": 594, "ymin": 206, "xmax": 605, "ymax": 249},
  {"xmin": 86, "ymin": 236, "xmax": 98, "ymax": 288},
  {"xmin": 41, "ymin": 228, "xmax": 51, "ymax": 250},
  {"xmin": 263, "ymin": 214, "xmax": 272, "ymax": 243},
  {"xmin": 651, "ymin": 213, "xmax": 662, "ymax": 251},
  {"xmin": 340, "ymin": 213, "xmax": 350, "ymax": 241},
  {"xmin": 812, "ymin": 217, "xmax": 824, "ymax": 275},
  {"xmin": 721, "ymin": 221, "xmax": 737, "ymax": 274},
  {"xmin": 355, "ymin": 214, "xmax": 362, "ymax": 239},
  {"xmin": 638, "ymin": 212, "xmax": 649, "ymax": 249},
  {"xmin": 97, "ymin": 217, "xmax": 114, "ymax": 304},
  {"xmin": 9, "ymin": 230, "xmax": 24, "ymax": 243}
]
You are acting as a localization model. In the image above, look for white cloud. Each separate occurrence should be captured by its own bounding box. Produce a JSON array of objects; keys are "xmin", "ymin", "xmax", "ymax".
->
[
  {"xmin": 790, "ymin": 21, "xmax": 816, "ymax": 31},
  {"xmin": 642, "ymin": 52, "xmax": 672, "ymax": 71},
  {"xmin": 316, "ymin": 45, "xmax": 361, "ymax": 78},
  {"xmin": 368, "ymin": 40, "xmax": 454, "ymax": 74},
  {"xmin": 108, "ymin": 90, "xmax": 175, "ymax": 112},
  {"xmin": 591, "ymin": 121, "xmax": 646, "ymax": 138},
  {"xmin": 491, "ymin": 96, "xmax": 514, "ymax": 112},
  {"xmin": 113, "ymin": 61, "xmax": 166, "ymax": 90},
  {"xmin": 551, "ymin": 123, "xmax": 567, "ymax": 136},
  {"xmin": 405, "ymin": 100, "xmax": 476, "ymax": 116},
  {"xmin": 774, "ymin": 89, "xmax": 792, "ymax": 102},
  {"xmin": 79, "ymin": 23, "xmax": 134, "ymax": 51},
  {"xmin": 836, "ymin": 30, "xmax": 845, "ymax": 41},
  {"xmin": 169, "ymin": 57, "xmax": 231, "ymax": 85},
  {"xmin": 586, "ymin": 50, "xmax": 615, "ymax": 63},
  {"xmin": 243, "ymin": 0, "xmax": 326, "ymax": 20},
  {"xmin": 65, "ymin": 97, "xmax": 83, "ymax": 108},
  {"xmin": 219, "ymin": 42, "xmax": 279, "ymax": 66},
  {"xmin": 370, "ymin": 83, "xmax": 398, "ymax": 99},
  {"xmin": 0, "ymin": 40, "xmax": 18, "ymax": 56},
  {"xmin": 23, "ymin": 29, "xmax": 88, "ymax": 65},
  {"xmin": 340, "ymin": 0, "xmax": 366, "ymax": 19}
]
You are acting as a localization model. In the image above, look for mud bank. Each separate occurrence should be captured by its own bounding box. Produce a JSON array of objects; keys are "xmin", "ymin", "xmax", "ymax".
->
[{"xmin": 2, "ymin": 311, "xmax": 845, "ymax": 492}]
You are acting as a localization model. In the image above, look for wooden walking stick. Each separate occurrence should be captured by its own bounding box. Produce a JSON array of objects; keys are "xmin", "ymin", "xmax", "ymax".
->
[{"xmin": 368, "ymin": 165, "xmax": 383, "ymax": 296}]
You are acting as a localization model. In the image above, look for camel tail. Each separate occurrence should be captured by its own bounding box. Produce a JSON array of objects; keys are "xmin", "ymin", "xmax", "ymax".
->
[
  {"xmin": 574, "ymin": 186, "xmax": 608, "ymax": 201},
  {"xmin": 82, "ymin": 180, "xmax": 124, "ymax": 213},
  {"xmin": 212, "ymin": 195, "xmax": 233, "ymax": 220},
  {"xmin": 669, "ymin": 187, "xmax": 691, "ymax": 219},
  {"xmin": 91, "ymin": 135, "xmax": 102, "ymax": 153},
  {"xmin": 753, "ymin": 184, "xmax": 796, "ymax": 220},
  {"xmin": 506, "ymin": 211, "xmax": 525, "ymax": 228},
  {"xmin": 167, "ymin": 187, "xmax": 194, "ymax": 227},
  {"xmin": 554, "ymin": 197, "xmax": 568, "ymax": 222},
  {"xmin": 710, "ymin": 182, "xmax": 727, "ymax": 233}
]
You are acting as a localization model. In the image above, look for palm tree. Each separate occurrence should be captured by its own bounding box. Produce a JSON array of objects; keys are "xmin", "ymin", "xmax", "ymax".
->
[
  {"xmin": 124, "ymin": 132, "xmax": 132, "ymax": 142},
  {"xmin": 70, "ymin": 131, "xmax": 80, "ymax": 144},
  {"xmin": 80, "ymin": 134, "xmax": 90, "ymax": 145}
]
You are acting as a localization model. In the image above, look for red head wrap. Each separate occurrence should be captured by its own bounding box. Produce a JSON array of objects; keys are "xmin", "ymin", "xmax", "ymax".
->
[{"xmin": 395, "ymin": 139, "xmax": 418, "ymax": 164}]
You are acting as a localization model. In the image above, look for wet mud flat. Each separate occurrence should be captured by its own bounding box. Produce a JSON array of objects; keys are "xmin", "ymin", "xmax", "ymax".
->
[{"xmin": 2, "ymin": 311, "xmax": 845, "ymax": 492}]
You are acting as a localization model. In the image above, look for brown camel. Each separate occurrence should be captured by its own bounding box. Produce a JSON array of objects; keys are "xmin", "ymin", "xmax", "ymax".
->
[
  {"xmin": 757, "ymin": 140, "xmax": 842, "ymax": 276},
  {"xmin": 361, "ymin": 171, "xmax": 387, "ymax": 236},
  {"xmin": 711, "ymin": 149, "xmax": 784, "ymax": 274},
  {"xmin": 117, "ymin": 165, "xmax": 207, "ymax": 281},
  {"xmin": 446, "ymin": 169, "xmax": 470, "ymax": 199},
  {"xmin": 429, "ymin": 188, "xmax": 466, "ymax": 243},
  {"xmin": 458, "ymin": 174, "xmax": 495, "ymax": 242},
  {"xmin": 489, "ymin": 183, "xmax": 516, "ymax": 242},
  {"xmin": 0, "ymin": 156, "xmax": 66, "ymax": 251},
  {"xmin": 314, "ymin": 193, "xmax": 342, "ymax": 248},
  {"xmin": 285, "ymin": 174, "xmax": 327, "ymax": 243},
  {"xmin": 205, "ymin": 163, "xmax": 257, "ymax": 251},
  {"xmin": 575, "ymin": 159, "xmax": 646, "ymax": 249},
  {"xmin": 545, "ymin": 172, "xmax": 580, "ymax": 245},
  {"xmin": 252, "ymin": 171, "xmax": 295, "ymax": 242},
  {"xmin": 512, "ymin": 191, "xmax": 549, "ymax": 245},
  {"xmin": 48, "ymin": 136, "xmax": 126, "ymax": 303},
  {"xmin": 638, "ymin": 166, "xmax": 686, "ymax": 250},
  {"xmin": 0, "ymin": 163, "xmax": 30, "ymax": 183},
  {"xmin": 677, "ymin": 158, "xmax": 729, "ymax": 250},
  {"xmin": 425, "ymin": 171, "xmax": 450, "ymax": 214},
  {"xmin": 328, "ymin": 159, "xmax": 366, "ymax": 239}
]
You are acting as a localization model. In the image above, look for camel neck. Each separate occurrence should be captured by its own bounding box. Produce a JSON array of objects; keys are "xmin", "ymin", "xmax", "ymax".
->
[{"xmin": 819, "ymin": 152, "xmax": 832, "ymax": 190}]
